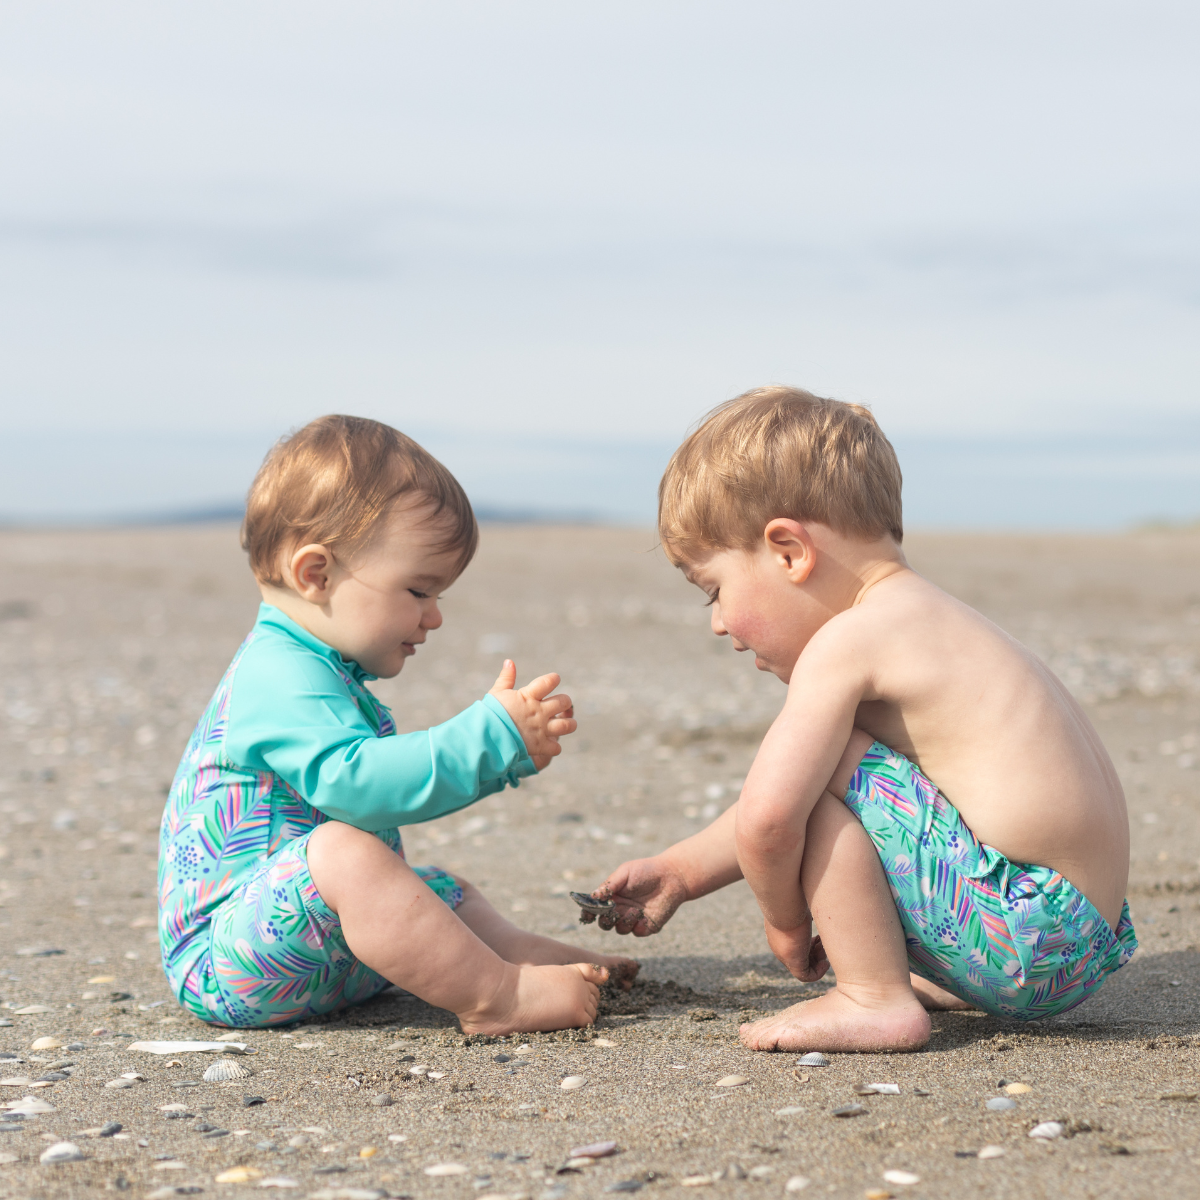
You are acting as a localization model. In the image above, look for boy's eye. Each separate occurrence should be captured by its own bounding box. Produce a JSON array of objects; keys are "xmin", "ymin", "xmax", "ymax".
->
[{"xmin": 704, "ymin": 590, "xmax": 719, "ymax": 607}]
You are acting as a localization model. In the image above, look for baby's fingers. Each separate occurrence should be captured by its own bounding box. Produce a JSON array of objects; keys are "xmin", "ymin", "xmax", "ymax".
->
[
  {"xmin": 547, "ymin": 716, "xmax": 577, "ymax": 737},
  {"xmin": 540, "ymin": 691, "xmax": 574, "ymax": 718},
  {"xmin": 520, "ymin": 672, "xmax": 562, "ymax": 701}
]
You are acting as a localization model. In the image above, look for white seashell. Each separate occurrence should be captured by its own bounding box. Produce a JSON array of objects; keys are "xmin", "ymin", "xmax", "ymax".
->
[
  {"xmin": 785, "ymin": 1177, "xmax": 811, "ymax": 1193},
  {"xmin": 29, "ymin": 1037, "xmax": 63, "ymax": 1050},
  {"xmin": 986, "ymin": 1097, "xmax": 1016, "ymax": 1111},
  {"xmin": 105, "ymin": 1079, "xmax": 137, "ymax": 1089},
  {"xmin": 977, "ymin": 1145, "xmax": 1005, "ymax": 1159},
  {"xmin": 40, "ymin": 1141, "xmax": 85, "ymax": 1163},
  {"xmin": 882, "ymin": 1170, "xmax": 920, "ymax": 1185},
  {"xmin": 1028, "ymin": 1121, "xmax": 1064, "ymax": 1140},
  {"xmin": 715, "ymin": 1075, "xmax": 749, "ymax": 1087},
  {"xmin": 426, "ymin": 1071, "xmax": 447, "ymax": 1079},
  {"xmin": 592, "ymin": 1038, "xmax": 617, "ymax": 1047},
  {"xmin": 797, "ymin": 1052, "xmax": 829, "ymax": 1067},
  {"xmin": 0, "ymin": 1078, "xmax": 32, "ymax": 1088},
  {"xmin": 560, "ymin": 1075, "xmax": 587, "ymax": 1091},
  {"xmin": 408, "ymin": 1065, "xmax": 429, "ymax": 1076},
  {"xmin": 774, "ymin": 1107, "xmax": 804, "ymax": 1116},
  {"xmin": 12, "ymin": 1006, "xmax": 53, "ymax": 1016},
  {"xmin": 257, "ymin": 1180, "xmax": 300, "ymax": 1190},
  {"xmin": 868, "ymin": 1082, "xmax": 901, "ymax": 1095},
  {"xmin": 680, "ymin": 1177, "xmax": 713, "ymax": 1187},
  {"xmin": 119, "ymin": 1072, "xmax": 144, "ymax": 1081},
  {"xmin": 569, "ymin": 1141, "xmax": 617, "ymax": 1158},
  {"xmin": 424, "ymin": 1163, "xmax": 469, "ymax": 1176},
  {"xmin": 203, "ymin": 1058, "xmax": 251, "ymax": 1082},
  {"xmin": 4, "ymin": 1097, "xmax": 56, "ymax": 1114},
  {"xmin": 127, "ymin": 1040, "xmax": 248, "ymax": 1054}
]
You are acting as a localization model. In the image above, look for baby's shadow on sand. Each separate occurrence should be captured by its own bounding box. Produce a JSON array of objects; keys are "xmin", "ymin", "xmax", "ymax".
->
[{"xmin": 300, "ymin": 949, "xmax": 1200, "ymax": 1050}]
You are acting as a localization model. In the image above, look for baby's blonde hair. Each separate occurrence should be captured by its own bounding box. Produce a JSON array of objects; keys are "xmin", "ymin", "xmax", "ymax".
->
[
  {"xmin": 658, "ymin": 385, "xmax": 903, "ymax": 565},
  {"xmin": 242, "ymin": 415, "xmax": 477, "ymax": 586}
]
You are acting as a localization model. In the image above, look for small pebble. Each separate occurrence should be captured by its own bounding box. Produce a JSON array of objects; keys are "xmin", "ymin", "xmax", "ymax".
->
[
  {"xmin": 784, "ymin": 1176, "xmax": 811, "ymax": 1193},
  {"xmin": 493, "ymin": 1054, "xmax": 513, "ymax": 1063},
  {"xmin": 680, "ymin": 1176, "xmax": 712, "ymax": 1187},
  {"xmin": 864, "ymin": 1190, "xmax": 893, "ymax": 1200},
  {"xmin": 792, "ymin": 1071, "xmax": 810, "ymax": 1084},
  {"xmin": 1028, "ymin": 1121, "xmax": 1064, "ymax": 1140},
  {"xmin": 748, "ymin": 1166, "xmax": 773, "ymax": 1179},
  {"xmin": 371, "ymin": 1094, "xmax": 393, "ymax": 1107},
  {"xmin": 569, "ymin": 1141, "xmax": 617, "ymax": 1158},
  {"xmin": 985, "ymin": 1097, "xmax": 1016, "ymax": 1111},
  {"xmin": 715, "ymin": 1075, "xmax": 750, "ymax": 1088},
  {"xmin": 977, "ymin": 1146, "xmax": 1005, "ymax": 1159},
  {"xmin": 604, "ymin": 1181, "xmax": 643, "ymax": 1193},
  {"xmin": 215, "ymin": 1166, "xmax": 264, "ymax": 1182},
  {"xmin": 98, "ymin": 1123, "xmax": 122, "ymax": 1137},
  {"xmin": 257, "ymin": 1181, "xmax": 300, "ymax": 1190},
  {"xmin": 592, "ymin": 1039, "xmax": 617, "ymax": 1048},
  {"xmin": 912, "ymin": 1088, "xmax": 932, "ymax": 1096},
  {"xmin": 243, "ymin": 1095, "xmax": 266, "ymax": 1106},
  {"xmin": 408, "ymin": 1066, "xmax": 429, "ymax": 1076},
  {"xmin": 359, "ymin": 1146, "xmax": 378, "ymax": 1158},
  {"xmin": 425, "ymin": 1163, "xmax": 470, "ymax": 1176},
  {"xmin": 832, "ymin": 1105, "xmax": 865, "ymax": 1118},
  {"xmin": 720, "ymin": 1163, "xmax": 746, "ymax": 1181},
  {"xmin": 560, "ymin": 1076, "xmax": 587, "ymax": 1091},
  {"xmin": 882, "ymin": 1170, "xmax": 919, "ymax": 1186},
  {"xmin": 797, "ymin": 1053, "xmax": 830, "ymax": 1067},
  {"xmin": 774, "ymin": 1107, "xmax": 804, "ymax": 1116},
  {"xmin": 39, "ymin": 1141, "xmax": 85, "ymax": 1163}
]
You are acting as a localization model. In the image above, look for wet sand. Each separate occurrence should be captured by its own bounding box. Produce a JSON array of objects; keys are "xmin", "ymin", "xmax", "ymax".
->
[{"xmin": 1, "ymin": 522, "xmax": 1199, "ymax": 1199}]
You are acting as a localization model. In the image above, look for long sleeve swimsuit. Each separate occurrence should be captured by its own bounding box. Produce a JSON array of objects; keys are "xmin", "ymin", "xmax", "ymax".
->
[{"xmin": 158, "ymin": 603, "xmax": 535, "ymax": 1026}]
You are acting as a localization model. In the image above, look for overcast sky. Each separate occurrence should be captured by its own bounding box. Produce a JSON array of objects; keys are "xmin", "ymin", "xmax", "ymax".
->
[{"xmin": 1, "ymin": 2, "xmax": 1197, "ymax": 523}]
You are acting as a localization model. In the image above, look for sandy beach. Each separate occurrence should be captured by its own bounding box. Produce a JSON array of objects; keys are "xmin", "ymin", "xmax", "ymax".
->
[{"xmin": 1, "ymin": 521, "xmax": 1199, "ymax": 1200}]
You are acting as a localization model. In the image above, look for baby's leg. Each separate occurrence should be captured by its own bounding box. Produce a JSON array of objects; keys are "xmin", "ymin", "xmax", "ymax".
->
[
  {"xmin": 453, "ymin": 882, "xmax": 639, "ymax": 988},
  {"xmin": 306, "ymin": 822, "xmax": 604, "ymax": 1035},
  {"xmin": 741, "ymin": 733, "xmax": 931, "ymax": 1053}
]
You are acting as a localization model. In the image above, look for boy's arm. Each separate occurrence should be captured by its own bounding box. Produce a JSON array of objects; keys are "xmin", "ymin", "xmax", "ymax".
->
[
  {"xmin": 735, "ymin": 630, "xmax": 870, "ymax": 936},
  {"xmin": 589, "ymin": 802, "xmax": 744, "ymax": 935},
  {"xmin": 229, "ymin": 652, "xmax": 536, "ymax": 831}
]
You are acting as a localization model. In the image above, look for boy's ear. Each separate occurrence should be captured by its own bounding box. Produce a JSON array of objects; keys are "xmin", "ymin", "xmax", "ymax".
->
[
  {"xmin": 762, "ymin": 519, "xmax": 816, "ymax": 584},
  {"xmin": 287, "ymin": 543, "xmax": 336, "ymax": 602}
]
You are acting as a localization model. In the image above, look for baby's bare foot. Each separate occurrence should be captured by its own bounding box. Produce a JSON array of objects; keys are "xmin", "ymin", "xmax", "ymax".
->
[
  {"xmin": 908, "ymin": 973, "xmax": 975, "ymax": 1011},
  {"xmin": 458, "ymin": 962, "xmax": 607, "ymax": 1035},
  {"xmin": 491, "ymin": 929, "xmax": 640, "ymax": 991},
  {"xmin": 739, "ymin": 988, "xmax": 931, "ymax": 1053}
]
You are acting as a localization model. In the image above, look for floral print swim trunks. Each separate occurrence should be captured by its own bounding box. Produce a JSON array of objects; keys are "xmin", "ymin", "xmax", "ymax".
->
[{"xmin": 844, "ymin": 742, "xmax": 1137, "ymax": 1020}]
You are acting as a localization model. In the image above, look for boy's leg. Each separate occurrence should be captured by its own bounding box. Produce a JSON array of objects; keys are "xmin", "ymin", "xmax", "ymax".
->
[
  {"xmin": 740, "ymin": 785, "xmax": 932, "ymax": 1052},
  {"xmin": 452, "ymin": 881, "xmax": 639, "ymax": 987},
  {"xmin": 306, "ymin": 822, "xmax": 605, "ymax": 1035}
]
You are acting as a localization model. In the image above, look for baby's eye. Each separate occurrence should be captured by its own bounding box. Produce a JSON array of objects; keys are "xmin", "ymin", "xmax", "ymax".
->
[{"xmin": 408, "ymin": 589, "xmax": 431, "ymax": 600}]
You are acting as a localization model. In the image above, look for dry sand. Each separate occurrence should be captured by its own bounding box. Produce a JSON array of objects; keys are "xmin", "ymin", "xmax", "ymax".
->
[{"xmin": 1, "ymin": 522, "xmax": 1199, "ymax": 1200}]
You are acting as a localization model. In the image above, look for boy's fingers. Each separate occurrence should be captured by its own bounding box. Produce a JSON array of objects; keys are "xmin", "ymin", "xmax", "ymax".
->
[
  {"xmin": 521, "ymin": 672, "xmax": 561, "ymax": 701},
  {"xmin": 489, "ymin": 659, "xmax": 518, "ymax": 693}
]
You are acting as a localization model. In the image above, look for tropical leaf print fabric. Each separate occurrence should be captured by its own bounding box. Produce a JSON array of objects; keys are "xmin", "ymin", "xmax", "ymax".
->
[
  {"xmin": 158, "ymin": 603, "xmax": 531, "ymax": 1027},
  {"xmin": 844, "ymin": 743, "xmax": 1137, "ymax": 1020}
]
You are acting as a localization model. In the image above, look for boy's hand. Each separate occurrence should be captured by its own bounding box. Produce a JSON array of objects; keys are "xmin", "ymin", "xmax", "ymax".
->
[
  {"xmin": 581, "ymin": 856, "xmax": 690, "ymax": 936},
  {"xmin": 763, "ymin": 918, "xmax": 829, "ymax": 982},
  {"xmin": 489, "ymin": 660, "xmax": 576, "ymax": 771}
]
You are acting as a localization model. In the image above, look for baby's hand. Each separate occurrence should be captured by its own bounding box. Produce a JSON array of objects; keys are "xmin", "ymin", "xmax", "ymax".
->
[
  {"xmin": 489, "ymin": 660, "xmax": 577, "ymax": 771},
  {"xmin": 582, "ymin": 855, "xmax": 690, "ymax": 936},
  {"xmin": 763, "ymin": 918, "xmax": 829, "ymax": 983}
]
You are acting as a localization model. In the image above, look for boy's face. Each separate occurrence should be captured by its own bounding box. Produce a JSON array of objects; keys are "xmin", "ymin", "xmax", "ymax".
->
[
  {"xmin": 683, "ymin": 544, "xmax": 826, "ymax": 684},
  {"xmin": 283, "ymin": 501, "xmax": 463, "ymax": 679}
]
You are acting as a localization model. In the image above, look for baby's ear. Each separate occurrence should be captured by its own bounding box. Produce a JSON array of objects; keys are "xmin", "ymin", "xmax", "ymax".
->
[{"xmin": 289, "ymin": 544, "xmax": 335, "ymax": 601}]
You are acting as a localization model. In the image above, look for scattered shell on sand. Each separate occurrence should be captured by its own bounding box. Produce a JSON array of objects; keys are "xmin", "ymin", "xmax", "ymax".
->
[
  {"xmin": 592, "ymin": 1039, "xmax": 617, "ymax": 1048},
  {"xmin": 427, "ymin": 1071, "xmax": 447, "ymax": 1079},
  {"xmin": 784, "ymin": 1177, "xmax": 811, "ymax": 1193},
  {"xmin": 0, "ymin": 1079, "xmax": 32, "ymax": 1088},
  {"xmin": 977, "ymin": 1146, "xmax": 1006, "ymax": 1159},
  {"xmin": 569, "ymin": 1142, "xmax": 617, "ymax": 1158},
  {"xmin": 39, "ymin": 1141, "xmax": 85, "ymax": 1163},
  {"xmin": 425, "ymin": 1162, "xmax": 469, "ymax": 1176},
  {"xmin": 128, "ymin": 1040, "xmax": 248, "ymax": 1055},
  {"xmin": 104, "ymin": 1079, "xmax": 137, "ymax": 1089},
  {"xmin": 715, "ymin": 1075, "xmax": 749, "ymax": 1088},
  {"xmin": 203, "ymin": 1058, "xmax": 251, "ymax": 1082},
  {"xmin": 882, "ymin": 1170, "xmax": 920, "ymax": 1185},
  {"xmin": 1004, "ymin": 1082, "xmax": 1032, "ymax": 1095},
  {"xmin": 797, "ymin": 1053, "xmax": 829, "ymax": 1067},
  {"xmin": 11, "ymin": 1006, "xmax": 52, "ymax": 1016},
  {"xmin": 1029, "ymin": 1121, "xmax": 1064, "ymax": 1140},
  {"xmin": 832, "ymin": 1104, "xmax": 866, "ymax": 1118},
  {"xmin": 152, "ymin": 1161, "xmax": 187, "ymax": 1171},
  {"xmin": 4, "ymin": 1098, "xmax": 55, "ymax": 1114},
  {"xmin": 215, "ymin": 1167, "xmax": 264, "ymax": 1183},
  {"xmin": 408, "ymin": 1065, "xmax": 429, "ymax": 1076},
  {"xmin": 774, "ymin": 1106, "xmax": 804, "ymax": 1117},
  {"xmin": 748, "ymin": 1166, "xmax": 773, "ymax": 1179},
  {"xmin": 680, "ymin": 1176, "xmax": 712, "ymax": 1187},
  {"xmin": 986, "ymin": 1097, "xmax": 1017, "ymax": 1111},
  {"xmin": 560, "ymin": 1076, "xmax": 588, "ymax": 1091},
  {"xmin": 29, "ymin": 1038, "xmax": 63, "ymax": 1051},
  {"xmin": 371, "ymin": 1094, "xmax": 392, "ymax": 1107},
  {"xmin": 258, "ymin": 1180, "xmax": 300, "ymax": 1190}
]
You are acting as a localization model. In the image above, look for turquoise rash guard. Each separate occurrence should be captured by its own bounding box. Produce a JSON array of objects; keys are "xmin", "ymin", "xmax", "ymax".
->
[{"xmin": 159, "ymin": 603, "xmax": 535, "ymax": 1022}]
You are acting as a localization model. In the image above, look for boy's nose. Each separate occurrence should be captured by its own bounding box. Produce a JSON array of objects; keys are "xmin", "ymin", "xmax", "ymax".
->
[{"xmin": 710, "ymin": 606, "xmax": 728, "ymax": 637}]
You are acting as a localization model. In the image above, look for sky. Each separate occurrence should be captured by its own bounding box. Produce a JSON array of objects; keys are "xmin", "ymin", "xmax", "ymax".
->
[{"xmin": 1, "ymin": 2, "xmax": 1198, "ymax": 526}]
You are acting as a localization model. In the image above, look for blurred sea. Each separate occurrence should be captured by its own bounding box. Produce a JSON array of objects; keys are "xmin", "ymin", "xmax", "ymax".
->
[{"xmin": 1, "ymin": 425, "xmax": 1197, "ymax": 531}]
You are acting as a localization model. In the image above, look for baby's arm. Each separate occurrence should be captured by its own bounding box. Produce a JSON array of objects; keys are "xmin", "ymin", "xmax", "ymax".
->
[{"xmin": 488, "ymin": 659, "xmax": 576, "ymax": 770}]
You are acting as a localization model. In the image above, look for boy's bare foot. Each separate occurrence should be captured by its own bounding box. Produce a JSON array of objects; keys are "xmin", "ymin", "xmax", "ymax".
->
[
  {"xmin": 739, "ymin": 987, "xmax": 931, "ymax": 1053},
  {"xmin": 908, "ymin": 972, "xmax": 975, "ymax": 1011},
  {"xmin": 458, "ymin": 962, "xmax": 608, "ymax": 1035}
]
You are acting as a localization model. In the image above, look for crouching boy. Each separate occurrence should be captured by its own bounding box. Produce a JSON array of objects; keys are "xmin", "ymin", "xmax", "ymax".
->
[{"xmin": 585, "ymin": 387, "xmax": 1135, "ymax": 1051}]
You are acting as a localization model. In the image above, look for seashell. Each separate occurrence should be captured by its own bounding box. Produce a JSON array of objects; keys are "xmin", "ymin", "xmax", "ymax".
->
[
  {"xmin": 4, "ymin": 1097, "xmax": 56, "ymax": 1114},
  {"xmin": 882, "ymin": 1170, "xmax": 920, "ymax": 1185},
  {"xmin": 570, "ymin": 1141, "xmax": 617, "ymax": 1158},
  {"xmin": 425, "ymin": 1163, "xmax": 469, "ymax": 1176},
  {"xmin": 12, "ymin": 1006, "xmax": 53, "ymax": 1016},
  {"xmin": 832, "ymin": 1104, "xmax": 865, "ymax": 1118},
  {"xmin": 29, "ymin": 1038, "xmax": 63, "ymax": 1051},
  {"xmin": 716, "ymin": 1075, "xmax": 749, "ymax": 1088},
  {"xmin": 592, "ymin": 1038, "xmax": 617, "ymax": 1047},
  {"xmin": 797, "ymin": 1052, "xmax": 829, "ymax": 1067},
  {"xmin": 680, "ymin": 1177, "xmax": 713, "ymax": 1187},
  {"xmin": 204, "ymin": 1058, "xmax": 251, "ymax": 1082},
  {"xmin": 986, "ymin": 1097, "xmax": 1016, "ymax": 1111},
  {"xmin": 105, "ymin": 1079, "xmax": 137, "ymax": 1089},
  {"xmin": 1028, "ymin": 1121, "xmax": 1064, "ymax": 1140},
  {"xmin": 215, "ymin": 1166, "xmax": 263, "ymax": 1183},
  {"xmin": 774, "ymin": 1106, "xmax": 804, "ymax": 1116},
  {"xmin": 371, "ymin": 1094, "xmax": 392, "ymax": 1107},
  {"xmin": 977, "ymin": 1145, "xmax": 1005, "ymax": 1159},
  {"xmin": 570, "ymin": 891, "xmax": 615, "ymax": 915},
  {"xmin": 408, "ymin": 1065, "xmax": 429, "ymax": 1076},
  {"xmin": 127, "ymin": 1040, "xmax": 248, "ymax": 1054},
  {"xmin": 560, "ymin": 1076, "xmax": 587, "ymax": 1091},
  {"xmin": 0, "ymin": 1078, "xmax": 32, "ymax": 1088},
  {"xmin": 427, "ymin": 1070, "xmax": 447, "ymax": 1079},
  {"xmin": 257, "ymin": 1180, "xmax": 300, "ymax": 1190},
  {"xmin": 40, "ymin": 1141, "xmax": 85, "ymax": 1163},
  {"xmin": 119, "ymin": 1072, "xmax": 143, "ymax": 1081},
  {"xmin": 785, "ymin": 1177, "xmax": 811, "ymax": 1193},
  {"xmin": 749, "ymin": 1166, "xmax": 773, "ymax": 1179},
  {"xmin": 1004, "ymin": 1082, "xmax": 1031, "ymax": 1094},
  {"xmin": 868, "ymin": 1082, "xmax": 900, "ymax": 1095}
]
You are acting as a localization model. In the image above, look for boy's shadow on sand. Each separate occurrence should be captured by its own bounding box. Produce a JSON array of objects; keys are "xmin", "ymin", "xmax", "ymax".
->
[{"xmin": 304, "ymin": 949, "xmax": 1200, "ymax": 1049}]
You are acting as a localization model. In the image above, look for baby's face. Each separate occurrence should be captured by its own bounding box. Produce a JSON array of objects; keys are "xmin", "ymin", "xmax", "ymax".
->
[{"xmin": 322, "ymin": 504, "xmax": 462, "ymax": 679}]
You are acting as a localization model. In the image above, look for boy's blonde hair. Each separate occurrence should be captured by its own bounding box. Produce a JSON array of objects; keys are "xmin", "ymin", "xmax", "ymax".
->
[
  {"xmin": 658, "ymin": 385, "xmax": 903, "ymax": 564},
  {"xmin": 242, "ymin": 415, "xmax": 478, "ymax": 586}
]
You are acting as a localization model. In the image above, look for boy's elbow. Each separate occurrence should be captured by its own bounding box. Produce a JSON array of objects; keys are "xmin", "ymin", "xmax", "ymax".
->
[{"xmin": 735, "ymin": 806, "xmax": 802, "ymax": 857}]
